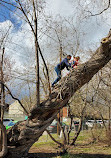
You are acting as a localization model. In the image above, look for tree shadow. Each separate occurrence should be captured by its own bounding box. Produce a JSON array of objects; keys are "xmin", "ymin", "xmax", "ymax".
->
[
  {"xmin": 26, "ymin": 153, "xmax": 111, "ymax": 158},
  {"xmin": 69, "ymin": 153, "xmax": 111, "ymax": 158},
  {"xmin": 27, "ymin": 152, "xmax": 58, "ymax": 158}
]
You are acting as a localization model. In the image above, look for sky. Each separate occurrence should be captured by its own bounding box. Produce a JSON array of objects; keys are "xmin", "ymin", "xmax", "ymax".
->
[
  {"xmin": 0, "ymin": 0, "xmax": 111, "ymax": 66},
  {"xmin": 46, "ymin": 0, "xmax": 74, "ymax": 16},
  {"xmin": 0, "ymin": 0, "xmax": 111, "ymax": 98},
  {"xmin": 0, "ymin": 0, "xmax": 76, "ymax": 70}
]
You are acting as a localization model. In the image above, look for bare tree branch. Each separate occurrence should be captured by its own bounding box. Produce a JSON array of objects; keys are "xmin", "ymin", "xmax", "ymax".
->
[
  {"xmin": 46, "ymin": 129, "xmax": 64, "ymax": 147},
  {"xmin": 0, "ymin": 0, "xmax": 21, "ymax": 10},
  {"xmin": 0, "ymin": 81, "xmax": 29, "ymax": 115},
  {"xmin": 87, "ymin": 0, "xmax": 110, "ymax": 16}
]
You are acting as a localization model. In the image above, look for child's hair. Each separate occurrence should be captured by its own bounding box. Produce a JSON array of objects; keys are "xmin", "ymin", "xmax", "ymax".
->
[
  {"xmin": 76, "ymin": 56, "xmax": 80, "ymax": 61},
  {"xmin": 67, "ymin": 55, "xmax": 71, "ymax": 58},
  {"xmin": 67, "ymin": 55, "xmax": 71, "ymax": 60}
]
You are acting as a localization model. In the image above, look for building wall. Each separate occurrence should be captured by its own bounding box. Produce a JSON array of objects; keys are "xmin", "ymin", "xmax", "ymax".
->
[
  {"xmin": 63, "ymin": 107, "xmax": 68, "ymax": 118},
  {"xmin": 9, "ymin": 100, "xmax": 24, "ymax": 115}
]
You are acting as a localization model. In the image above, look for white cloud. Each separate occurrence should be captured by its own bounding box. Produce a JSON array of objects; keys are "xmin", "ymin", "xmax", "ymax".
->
[
  {"xmin": 0, "ymin": 0, "xmax": 111, "ymax": 71},
  {"xmin": 46, "ymin": 0, "xmax": 74, "ymax": 16},
  {"xmin": 4, "ymin": 21, "xmax": 35, "ymax": 70},
  {"xmin": 0, "ymin": 0, "xmax": 111, "ymax": 97},
  {"xmin": 0, "ymin": 20, "xmax": 13, "ymax": 45}
]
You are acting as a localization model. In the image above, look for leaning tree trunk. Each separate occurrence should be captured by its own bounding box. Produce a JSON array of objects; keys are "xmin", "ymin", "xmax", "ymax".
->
[{"xmin": 6, "ymin": 35, "xmax": 111, "ymax": 157}]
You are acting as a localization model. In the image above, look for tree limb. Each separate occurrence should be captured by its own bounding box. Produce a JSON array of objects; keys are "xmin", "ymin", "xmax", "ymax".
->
[
  {"xmin": 0, "ymin": 81, "xmax": 29, "ymax": 115},
  {"xmin": 46, "ymin": 129, "xmax": 64, "ymax": 147}
]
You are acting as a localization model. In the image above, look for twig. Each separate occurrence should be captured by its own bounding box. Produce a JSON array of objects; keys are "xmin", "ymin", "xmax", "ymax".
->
[{"xmin": 86, "ymin": 0, "xmax": 110, "ymax": 16}]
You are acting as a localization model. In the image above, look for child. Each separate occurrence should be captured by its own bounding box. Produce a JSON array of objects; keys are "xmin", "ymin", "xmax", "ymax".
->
[
  {"xmin": 63, "ymin": 56, "xmax": 80, "ymax": 77},
  {"xmin": 71, "ymin": 56, "xmax": 80, "ymax": 68},
  {"xmin": 52, "ymin": 55, "xmax": 71, "ymax": 87}
]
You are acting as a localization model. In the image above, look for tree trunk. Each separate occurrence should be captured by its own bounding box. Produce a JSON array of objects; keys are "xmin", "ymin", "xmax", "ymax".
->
[
  {"xmin": 70, "ymin": 119, "xmax": 82, "ymax": 145},
  {"xmin": 33, "ymin": 0, "xmax": 40, "ymax": 106},
  {"xmin": 0, "ymin": 122, "xmax": 7, "ymax": 157},
  {"xmin": 6, "ymin": 35, "xmax": 111, "ymax": 157},
  {"xmin": 108, "ymin": 106, "xmax": 111, "ymax": 130}
]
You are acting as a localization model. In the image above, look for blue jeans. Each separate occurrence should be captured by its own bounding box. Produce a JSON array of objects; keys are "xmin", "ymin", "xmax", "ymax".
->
[{"xmin": 52, "ymin": 66, "xmax": 61, "ymax": 86}]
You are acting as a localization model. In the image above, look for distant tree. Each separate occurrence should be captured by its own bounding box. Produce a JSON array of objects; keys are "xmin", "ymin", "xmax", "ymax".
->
[{"xmin": 0, "ymin": 27, "xmax": 14, "ymax": 156}]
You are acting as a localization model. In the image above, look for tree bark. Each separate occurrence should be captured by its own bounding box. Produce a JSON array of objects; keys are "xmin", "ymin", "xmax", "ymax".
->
[
  {"xmin": 0, "ymin": 121, "xmax": 7, "ymax": 157},
  {"xmin": 33, "ymin": 0, "xmax": 40, "ymax": 106},
  {"xmin": 6, "ymin": 35, "xmax": 111, "ymax": 157},
  {"xmin": 70, "ymin": 119, "xmax": 82, "ymax": 145}
]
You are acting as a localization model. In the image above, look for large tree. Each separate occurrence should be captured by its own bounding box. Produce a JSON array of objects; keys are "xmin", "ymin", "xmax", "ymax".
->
[
  {"xmin": 0, "ymin": 0, "xmax": 111, "ymax": 157},
  {"xmin": 0, "ymin": 33, "xmax": 110, "ymax": 157}
]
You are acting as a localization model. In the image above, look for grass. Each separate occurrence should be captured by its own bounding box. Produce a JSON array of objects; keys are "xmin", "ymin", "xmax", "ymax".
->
[
  {"xmin": 30, "ymin": 129, "xmax": 111, "ymax": 158},
  {"xmin": 33, "ymin": 133, "xmax": 60, "ymax": 147}
]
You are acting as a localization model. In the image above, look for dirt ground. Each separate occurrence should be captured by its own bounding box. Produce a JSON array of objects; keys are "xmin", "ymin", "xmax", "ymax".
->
[
  {"xmin": 29, "ymin": 145, "xmax": 59, "ymax": 158},
  {"xmin": 28, "ymin": 143, "xmax": 111, "ymax": 158}
]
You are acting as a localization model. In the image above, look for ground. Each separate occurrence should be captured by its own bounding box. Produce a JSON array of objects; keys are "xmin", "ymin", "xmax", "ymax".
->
[
  {"xmin": 27, "ymin": 130, "xmax": 111, "ymax": 158},
  {"xmin": 28, "ymin": 143, "xmax": 111, "ymax": 158},
  {"xmin": 29, "ymin": 145, "xmax": 58, "ymax": 158}
]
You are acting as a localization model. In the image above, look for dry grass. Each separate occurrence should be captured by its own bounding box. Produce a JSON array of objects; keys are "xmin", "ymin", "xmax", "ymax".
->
[{"xmin": 29, "ymin": 129, "xmax": 111, "ymax": 158}]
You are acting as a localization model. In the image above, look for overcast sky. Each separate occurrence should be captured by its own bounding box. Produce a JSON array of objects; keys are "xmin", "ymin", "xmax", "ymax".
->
[
  {"xmin": 0, "ymin": 0, "xmax": 111, "ymax": 68},
  {"xmin": 0, "ymin": 0, "xmax": 111, "ymax": 98},
  {"xmin": 46, "ymin": 0, "xmax": 74, "ymax": 16}
]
